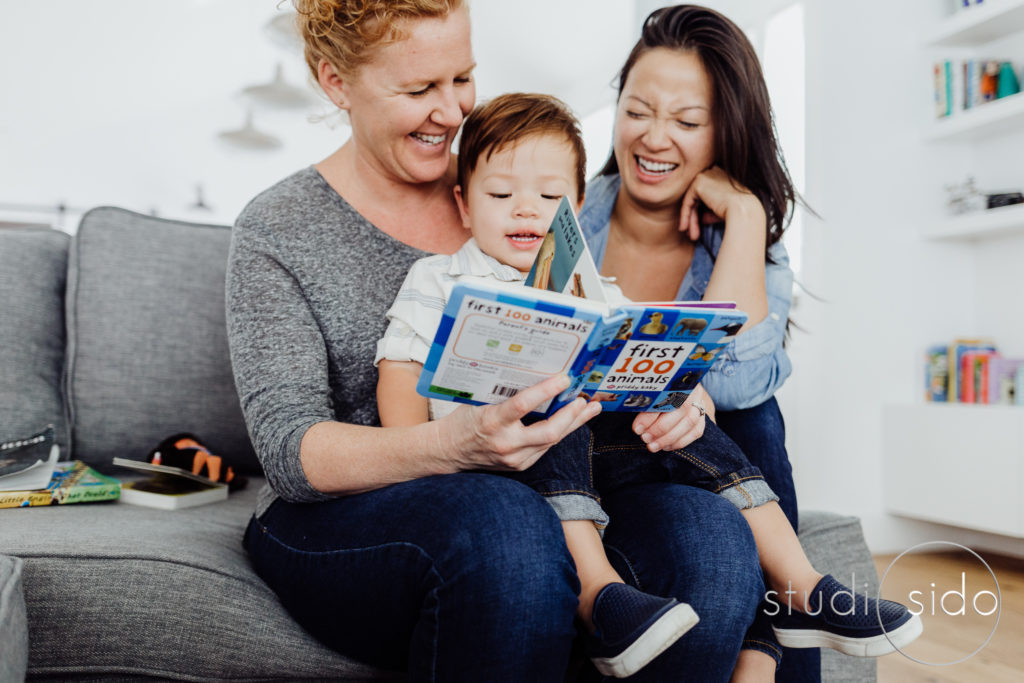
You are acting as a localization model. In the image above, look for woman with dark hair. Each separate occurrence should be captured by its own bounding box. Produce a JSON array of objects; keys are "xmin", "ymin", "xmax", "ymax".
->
[{"xmin": 579, "ymin": 5, "xmax": 918, "ymax": 680}]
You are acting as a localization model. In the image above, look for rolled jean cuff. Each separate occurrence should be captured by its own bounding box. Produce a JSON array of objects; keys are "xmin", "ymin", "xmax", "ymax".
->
[
  {"xmin": 741, "ymin": 637, "xmax": 783, "ymax": 669},
  {"xmin": 543, "ymin": 492, "xmax": 609, "ymax": 534},
  {"xmin": 718, "ymin": 477, "xmax": 779, "ymax": 511},
  {"xmin": 742, "ymin": 599, "xmax": 783, "ymax": 669}
]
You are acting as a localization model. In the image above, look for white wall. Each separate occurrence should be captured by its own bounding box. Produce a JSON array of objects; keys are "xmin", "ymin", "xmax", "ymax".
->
[
  {"xmin": 0, "ymin": 0, "xmax": 341, "ymax": 229},
  {"xmin": 0, "ymin": 0, "xmax": 638, "ymax": 230},
  {"xmin": 791, "ymin": 0, "xmax": 1024, "ymax": 557}
]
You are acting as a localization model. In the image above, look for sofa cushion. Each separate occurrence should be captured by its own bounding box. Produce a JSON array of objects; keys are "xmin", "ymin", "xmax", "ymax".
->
[
  {"xmin": 2, "ymin": 480, "xmax": 398, "ymax": 681},
  {"xmin": 0, "ymin": 554, "xmax": 28, "ymax": 683},
  {"xmin": 65, "ymin": 207, "xmax": 259, "ymax": 474},
  {"xmin": 0, "ymin": 228, "xmax": 70, "ymax": 452},
  {"xmin": 0, "ymin": 502, "xmax": 875, "ymax": 681}
]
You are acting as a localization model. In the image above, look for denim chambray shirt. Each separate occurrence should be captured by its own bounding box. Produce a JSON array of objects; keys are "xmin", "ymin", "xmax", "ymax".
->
[{"xmin": 579, "ymin": 174, "xmax": 793, "ymax": 411}]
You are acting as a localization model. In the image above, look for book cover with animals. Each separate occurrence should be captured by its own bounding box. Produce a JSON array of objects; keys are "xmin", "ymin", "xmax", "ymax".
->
[
  {"xmin": 0, "ymin": 460, "xmax": 120, "ymax": 509},
  {"xmin": 417, "ymin": 199, "xmax": 747, "ymax": 415}
]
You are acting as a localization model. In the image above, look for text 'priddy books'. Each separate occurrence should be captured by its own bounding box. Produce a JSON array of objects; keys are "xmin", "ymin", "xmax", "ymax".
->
[{"xmin": 416, "ymin": 198, "xmax": 746, "ymax": 415}]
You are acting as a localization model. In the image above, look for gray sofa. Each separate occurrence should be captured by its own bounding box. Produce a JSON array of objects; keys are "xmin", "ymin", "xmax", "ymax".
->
[{"xmin": 0, "ymin": 207, "xmax": 876, "ymax": 681}]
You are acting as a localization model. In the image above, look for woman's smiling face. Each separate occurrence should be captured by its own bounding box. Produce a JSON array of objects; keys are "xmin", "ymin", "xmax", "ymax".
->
[
  {"xmin": 338, "ymin": 7, "xmax": 476, "ymax": 185},
  {"xmin": 612, "ymin": 47, "xmax": 716, "ymax": 209}
]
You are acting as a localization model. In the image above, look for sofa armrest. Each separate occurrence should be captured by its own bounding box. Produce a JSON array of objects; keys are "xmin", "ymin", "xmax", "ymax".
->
[{"xmin": 0, "ymin": 555, "xmax": 28, "ymax": 683}]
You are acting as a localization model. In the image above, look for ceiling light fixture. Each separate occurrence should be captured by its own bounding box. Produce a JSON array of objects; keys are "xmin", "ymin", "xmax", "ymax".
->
[
  {"xmin": 217, "ymin": 110, "xmax": 282, "ymax": 150},
  {"xmin": 241, "ymin": 63, "xmax": 316, "ymax": 110}
]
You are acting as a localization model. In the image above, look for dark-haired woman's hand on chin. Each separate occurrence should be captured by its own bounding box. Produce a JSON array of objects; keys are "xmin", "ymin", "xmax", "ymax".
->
[
  {"xmin": 438, "ymin": 374, "xmax": 603, "ymax": 472},
  {"xmin": 679, "ymin": 166, "xmax": 766, "ymax": 240}
]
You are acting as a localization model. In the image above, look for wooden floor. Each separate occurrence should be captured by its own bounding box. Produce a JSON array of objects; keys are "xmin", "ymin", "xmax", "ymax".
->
[{"xmin": 872, "ymin": 550, "xmax": 1024, "ymax": 682}]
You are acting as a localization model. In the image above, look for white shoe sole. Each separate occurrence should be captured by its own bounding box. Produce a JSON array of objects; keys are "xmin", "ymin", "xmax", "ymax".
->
[
  {"xmin": 591, "ymin": 603, "xmax": 700, "ymax": 678},
  {"xmin": 774, "ymin": 613, "xmax": 923, "ymax": 657}
]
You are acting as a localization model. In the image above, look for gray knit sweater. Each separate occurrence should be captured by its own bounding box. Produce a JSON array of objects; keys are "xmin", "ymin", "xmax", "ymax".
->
[{"xmin": 226, "ymin": 167, "xmax": 427, "ymax": 516}]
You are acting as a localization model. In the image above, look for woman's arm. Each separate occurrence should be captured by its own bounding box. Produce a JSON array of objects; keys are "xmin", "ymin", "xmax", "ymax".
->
[
  {"xmin": 676, "ymin": 166, "xmax": 793, "ymax": 410},
  {"xmin": 301, "ymin": 375, "xmax": 602, "ymax": 495},
  {"xmin": 228, "ymin": 223, "xmax": 601, "ymax": 497},
  {"xmin": 680, "ymin": 166, "xmax": 769, "ymax": 333}
]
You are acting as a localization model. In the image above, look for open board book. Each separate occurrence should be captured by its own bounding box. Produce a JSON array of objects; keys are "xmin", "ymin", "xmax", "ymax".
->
[{"xmin": 416, "ymin": 197, "xmax": 746, "ymax": 415}]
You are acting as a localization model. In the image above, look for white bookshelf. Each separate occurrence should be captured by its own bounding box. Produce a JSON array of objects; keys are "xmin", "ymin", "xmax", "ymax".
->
[
  {"xmin": 925, "ymin": 0, "xmax": 1024, "ymax": 46},
  {"xmin": 925, "ymin": 202, "xmax": 1024, "ymax": 241},
  {"xmin": 883, "ymin": 403, "xmax": 1024, "ymax": 537},
  {"xmin": 925, "ymin": 90, "xmax": 1024, "ymax": 142},
  {"xmin": 881, "ymin": 2, "xmax": 1024, "ymax": 539}
]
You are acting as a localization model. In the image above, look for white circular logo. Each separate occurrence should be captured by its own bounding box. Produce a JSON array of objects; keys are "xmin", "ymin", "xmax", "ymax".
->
[{"xmin": 878, "ymin": 541, "xmax": 1001, "ymax": 665}]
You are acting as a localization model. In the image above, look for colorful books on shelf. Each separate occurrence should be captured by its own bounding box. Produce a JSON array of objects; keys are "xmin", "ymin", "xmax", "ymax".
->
[
  {"xmin": 926, "ymin": 339, "xmax": 1023, "ymax": 405},
  {"xmin": 932, "ymin": 58, "xmax": 1020, "ymax": 118},
  {"xmin": 417, "ymin": 197, "xmax": 747, "ymax": 416},
  {"xmin": 112, "ymin": 457, "xmax": 228, "ymax": 510},
  {"xmin": 0, "ymin": 460, "xmax": 120, "ymax": 509}
]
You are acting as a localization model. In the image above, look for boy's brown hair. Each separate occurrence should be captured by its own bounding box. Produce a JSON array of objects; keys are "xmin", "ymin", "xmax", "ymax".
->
[{"xmin": 457, "ymin": 93, "xmax": 586, "ymax": 200}]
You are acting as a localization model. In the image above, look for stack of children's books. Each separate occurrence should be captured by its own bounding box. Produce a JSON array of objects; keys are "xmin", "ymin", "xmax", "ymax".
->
[{"xmin": 1, "ymin": 427, "xmax": 120, "ymax": 508}]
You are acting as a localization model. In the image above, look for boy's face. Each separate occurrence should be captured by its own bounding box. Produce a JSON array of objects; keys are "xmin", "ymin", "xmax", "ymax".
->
[{"xmin": 455, "ymin": 133, "xmax": 580, "ymax": 273}]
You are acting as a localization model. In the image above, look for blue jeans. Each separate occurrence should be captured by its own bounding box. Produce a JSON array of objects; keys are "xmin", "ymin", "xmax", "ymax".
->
[
  {"xmin": 718, "ymin": 397, "xmax": 821, "ymax": 683},
  {"xmin": 505, "ymin": 415, "xmax": 777, "ymax": 531},
  {"xmin": 244, "ymin": 473, "xmax": 763, "ymax": 682}
]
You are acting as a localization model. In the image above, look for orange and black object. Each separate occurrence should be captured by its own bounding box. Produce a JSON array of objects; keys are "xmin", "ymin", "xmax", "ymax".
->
[{"xmin": 146, "ymin": 433, "xmax": 247, "ymax": 491}]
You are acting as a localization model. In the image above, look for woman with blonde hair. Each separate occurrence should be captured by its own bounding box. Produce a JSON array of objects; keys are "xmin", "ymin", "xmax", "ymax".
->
[{"xmin": 226, "ymin": 1, "xmax": 764, "ymax": 679}]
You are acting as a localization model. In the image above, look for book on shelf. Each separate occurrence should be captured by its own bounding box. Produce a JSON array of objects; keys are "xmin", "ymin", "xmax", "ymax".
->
[
  {"xmin": 947, "ymin": 338, "xmax": 997, "ymax": 402},
  {"xmin": 0, "ymin": 460, "xmax": 120, "ymax": 509},
  {"xmin": 416, "ymin": 197, "xmax": 747, "ymax": 416},
  {"xmin": 0, "ymin": 425, "xmax": 60, "ymax": 492},
  {"xmin": 934, "ymin": 60, "xmax": 954, "ymax": 118},
  {"xmin": 988, "ymin": 356, "xmax": 1024, "ymax": 405},
  {"xmin": 959, "ymin": 350, "xmax": 990, "ymax": 403},
  {"xmin": 925, "ymin": 344, "xmax": 949, "ymax": 402},
  {"xmin": 112, "ymin": 457, "xmax": 228, "ymax": 510}
]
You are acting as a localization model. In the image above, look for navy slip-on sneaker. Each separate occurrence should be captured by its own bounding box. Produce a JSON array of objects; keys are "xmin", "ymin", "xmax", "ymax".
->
[
  {"xmin": 773, "ymin": 574, "xmax": 923, "ymax": 657},
  {"xmin": 587, "ymin": 583, "xmax": 699, "ymax": 678}
]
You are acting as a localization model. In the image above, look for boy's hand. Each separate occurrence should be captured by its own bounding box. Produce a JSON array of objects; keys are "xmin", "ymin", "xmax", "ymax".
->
[
  {"xmin": 631, "ymin": 384, "xmax": 715, "ymax": 452},
  {"xmin": 442, "ymin": 374, "xmax": 603, "ymax": 472}
]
